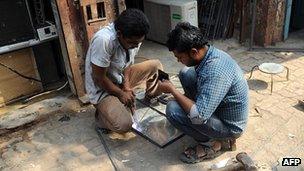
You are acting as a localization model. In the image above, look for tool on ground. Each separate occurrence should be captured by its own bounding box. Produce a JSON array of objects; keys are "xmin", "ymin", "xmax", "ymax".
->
[
  {"xmin": 236, "ymin": 152, "xmax": 257, "ymax": 171},
  {"xmin": 211, "ymin": 152, "xmax": 257, "ymax": 171}
]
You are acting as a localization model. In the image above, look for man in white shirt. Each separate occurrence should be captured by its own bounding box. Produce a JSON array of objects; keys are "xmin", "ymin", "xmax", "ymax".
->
[{"xmin": 85, "ymin": 9, "xmax": 163, "ymax": 133}]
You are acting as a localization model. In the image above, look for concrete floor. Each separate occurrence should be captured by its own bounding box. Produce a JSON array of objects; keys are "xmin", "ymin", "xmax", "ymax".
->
[{"xmin": 0, "ymin": 34, "xmax": 304, "ymax": 170}]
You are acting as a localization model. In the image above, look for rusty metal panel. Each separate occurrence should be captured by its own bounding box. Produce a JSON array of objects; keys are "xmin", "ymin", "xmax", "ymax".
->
[{"xmin": 242, "ymin": 0, "xmax": 286, "ymax": 47}]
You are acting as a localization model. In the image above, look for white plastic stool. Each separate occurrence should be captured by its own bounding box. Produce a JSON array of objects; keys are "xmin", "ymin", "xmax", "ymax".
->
[{"xmin": 248, "ymin": 63, "xmax": 289, "ymax": 94}]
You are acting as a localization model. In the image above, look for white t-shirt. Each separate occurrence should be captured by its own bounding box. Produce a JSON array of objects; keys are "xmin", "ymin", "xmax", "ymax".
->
[{"xmin": 85, "ymin": 23, "xmax": 140, "ymax": 104}]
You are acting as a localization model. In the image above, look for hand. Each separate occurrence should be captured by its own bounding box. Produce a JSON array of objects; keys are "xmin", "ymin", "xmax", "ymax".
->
[
  {"xmin": 122, "ymin": 86, "xmax": 135, "ymax": 100},
  {"xmin": 122, "ymin": 85, "xmax": 136, "ymax": 112},
  {"xmin": 158, "ymin": 80, "xmax": 175, "ymax": 94},
  {"xmin": 130, "ymin": 106, "xmax": 135, "ymax": 114},
  {"xmin": 122, "ymin": 85, "xmax": 134, "ymax": 94},
  {"xmin": 123, "ymin": 80, "xmax": 132, "ymax": 91},
  {"xmin": 118, "ymin": 90, "xmax": 135, "ymax": 108}
]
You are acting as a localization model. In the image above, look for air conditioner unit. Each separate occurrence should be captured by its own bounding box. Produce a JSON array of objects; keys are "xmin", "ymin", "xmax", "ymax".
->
[{"xmin": 144, "ymin": 0, "xmax": 198, "ymax": 44}]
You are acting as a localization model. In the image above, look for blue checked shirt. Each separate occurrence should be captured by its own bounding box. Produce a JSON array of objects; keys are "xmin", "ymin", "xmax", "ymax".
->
[{"xmin": 195, "ymin": 46, "xmax": 249, "ymax": 134}]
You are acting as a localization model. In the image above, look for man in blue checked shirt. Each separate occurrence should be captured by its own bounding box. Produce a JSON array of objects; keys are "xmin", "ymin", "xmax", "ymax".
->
[{"xmin": 158, "ymin": 22, "xmax": 249, "ymax": 163}]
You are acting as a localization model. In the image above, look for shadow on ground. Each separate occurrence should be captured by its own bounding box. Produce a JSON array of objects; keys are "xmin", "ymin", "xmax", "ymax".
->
[{"xmin": 247, "ymin": 79, "xmax": 269, "ymax": 91}]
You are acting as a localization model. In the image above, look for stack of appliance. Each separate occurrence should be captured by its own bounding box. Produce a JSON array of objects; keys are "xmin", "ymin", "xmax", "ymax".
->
[{"xmin": 143, "ymin": 0, "xmax": 198, "ymax": 44}]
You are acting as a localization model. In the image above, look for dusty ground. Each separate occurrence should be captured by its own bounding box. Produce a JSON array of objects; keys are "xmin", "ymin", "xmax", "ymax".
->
[{"xmin": 0, "ymin": 33, "xmax": 304, "ymax": 171}]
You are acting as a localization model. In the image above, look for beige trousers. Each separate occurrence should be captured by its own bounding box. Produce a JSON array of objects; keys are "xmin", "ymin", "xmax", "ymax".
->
[{"xmin": 95, "ymin": 59, "xmax": 163, "ymax": 133}]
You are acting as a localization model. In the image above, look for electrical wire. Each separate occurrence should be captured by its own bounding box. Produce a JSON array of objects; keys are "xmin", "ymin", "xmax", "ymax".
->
[
  {"xmin": 22, "ymin": 81, "xmax": 69, "ymax": 103},
  {"xmin": 0, "ymin": 62, "xmax": 42, "ymax": 82}
]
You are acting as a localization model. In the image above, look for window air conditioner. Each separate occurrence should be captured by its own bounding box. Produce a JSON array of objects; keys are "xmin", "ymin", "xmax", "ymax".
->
[{"xmin": 144, "ymin": 0, "xmax": 198, "ymax": 44}]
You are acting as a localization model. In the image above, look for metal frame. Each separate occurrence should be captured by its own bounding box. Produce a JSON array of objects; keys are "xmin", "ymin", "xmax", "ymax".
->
[
  {"xmin": 133, "ymin": 98, "xmax": 184, "ymax": 148},
  {"xmin": 248, "ymin": 64, "xmax": 290, "ymax": 94},
  {"xmin": 131, "ymin": 126, "xmax": 184, "ymax": 148}
]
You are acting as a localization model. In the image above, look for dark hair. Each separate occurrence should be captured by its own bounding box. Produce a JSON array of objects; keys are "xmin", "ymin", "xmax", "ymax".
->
[
  {"xmin": 114, "ymin": 8, "xmax": 150, "ymax": 38},
  {"xmin": 166, "ymin": 22, "xmax": 208, "ymax": 53}
]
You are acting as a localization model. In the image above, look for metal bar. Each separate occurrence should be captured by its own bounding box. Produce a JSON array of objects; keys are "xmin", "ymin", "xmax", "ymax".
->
[
  {"xmin": 95, "ymin": 127, "xmax": 119, "ymax": 171},
  {"xmin": 202, "ymin": 1, "xmax": 211, "ymax": 38},
  {"xmin": 0, "ymin": 37, "xmax": 58, "ymax": 55},
  {"xmin": 248, "ymin": 65, "xmax": 259, "ymax": 79},
  {"xmin": 239, "ymin": 0, "xmax": 245, "ymax": 42},
  {"xmin": 213, "ymin": 0, "xmax": 224, "ymax": 39},
  {"xmin": 220, "ymin": 0, "xmax": 229, "ymax": 38},
  {"xmin": 223, "ymin": 0, "xmax": 234, "ymax": 38},
  {"xmin": 270, "ymin": 74, "xmax": 273, "ymax": 94},
  {"xmin": 25, "ymin": 0, "xmax": 38, "ymax": 40},
  {"xmin": 249, "ymin": 0, "xmax": 257, "ymax": 51},
  {"xmin": 221, "ymin": 0, "xmax": 228, "ymax": 38},
  {"xmin": 285, "ymin": 66, "xmax": 289, "ymax": 81},
  {"xmin": 206, "ymin": 0, "xmax": 216, "ymax": 38}
]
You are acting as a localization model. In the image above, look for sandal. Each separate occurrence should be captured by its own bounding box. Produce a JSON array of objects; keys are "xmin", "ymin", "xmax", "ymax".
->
[{"xmin": 180, "ymin": 144, "xmax": 224, "ymax": 164}]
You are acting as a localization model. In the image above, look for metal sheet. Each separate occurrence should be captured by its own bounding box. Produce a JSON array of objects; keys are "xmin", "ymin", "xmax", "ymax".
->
[
  {"xmin": 132, "ymin": 92, "xmax": 184, "ymax": 148},
  {"xmin": 132, "ymin": 110, "xmax": 184, "ymax": 148}
]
